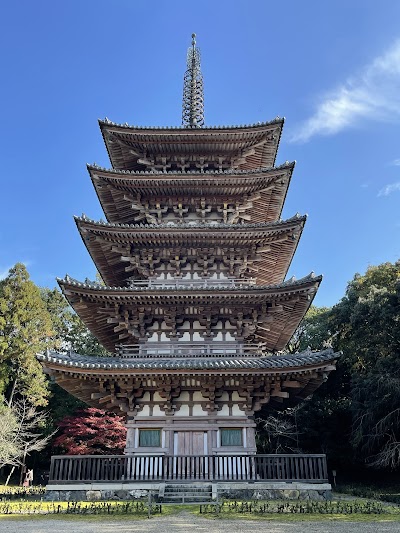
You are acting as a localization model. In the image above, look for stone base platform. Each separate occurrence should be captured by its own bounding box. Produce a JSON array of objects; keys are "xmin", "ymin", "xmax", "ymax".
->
[{"xmin": 45, "ymin": 481, "xmax": 332, "ymax": 502}]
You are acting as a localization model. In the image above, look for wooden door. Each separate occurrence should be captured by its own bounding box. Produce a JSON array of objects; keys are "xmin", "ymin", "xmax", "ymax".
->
[
  {"xmin": 173, "ymin": 431, "xmax": 207, "ymax": 479},
  {"xmin": 174, "ymin": 431, "xmax": 205, "ymax": 455}
]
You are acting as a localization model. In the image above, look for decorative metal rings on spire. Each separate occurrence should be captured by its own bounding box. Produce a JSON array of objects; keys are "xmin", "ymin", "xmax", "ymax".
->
[{"xmin": 182, "ymin": 33, "xmax": 205, "ymax": 128}]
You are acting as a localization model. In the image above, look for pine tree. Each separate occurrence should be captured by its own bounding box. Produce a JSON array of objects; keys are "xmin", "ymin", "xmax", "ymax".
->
[{"xmin": 0, "ymin": 263, "xmax": 53, "ymax": 406}]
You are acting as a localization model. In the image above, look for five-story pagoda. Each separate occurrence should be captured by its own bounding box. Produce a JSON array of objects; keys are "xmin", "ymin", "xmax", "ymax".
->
[{"xmin": 39, "ymin": 35, "xmax": 339, "ymax": 458}]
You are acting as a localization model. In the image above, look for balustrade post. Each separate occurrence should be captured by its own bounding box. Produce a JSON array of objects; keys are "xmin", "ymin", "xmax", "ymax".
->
[{"xmin": 46, "ymin": 453, "xmax": 328, "ymax": 484}]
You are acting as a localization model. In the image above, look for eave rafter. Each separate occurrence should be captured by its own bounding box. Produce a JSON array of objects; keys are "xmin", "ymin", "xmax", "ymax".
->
[
  {"xmin": 75, "ymin": 215, "xmax": 306, "ymax": 287},
  {"xmin": 88, "ymin": 162, "xmax": 294, "ymax": 224},
  {"xmin": 99, "ymin": 118, "xmax": 284, "ymax": 172},
  {"xmin": 38, "ymin": 348, "xmax": 339, "ymax": 415},
  {"xmin": 57, "ymin": 275, "xmax": 321, "ymax": 353}
]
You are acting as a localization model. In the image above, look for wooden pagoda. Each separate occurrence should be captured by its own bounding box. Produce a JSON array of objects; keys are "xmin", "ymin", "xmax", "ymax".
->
[{"xmin": 38, "ymin": 35, "xmax": 338, "ymax": 471}]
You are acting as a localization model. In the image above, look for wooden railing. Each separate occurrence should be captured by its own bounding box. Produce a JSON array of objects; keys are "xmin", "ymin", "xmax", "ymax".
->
[
  {"xmin": 129, "ymin": 278, "xmax": 256, "ymax": 289},
  {"xmin": 116, "ymin": 342, "xmax": 266, "ymax": 359},
  {"xmin": 49, "ymin": 454, "xmax": 328, "ymax": 484}
]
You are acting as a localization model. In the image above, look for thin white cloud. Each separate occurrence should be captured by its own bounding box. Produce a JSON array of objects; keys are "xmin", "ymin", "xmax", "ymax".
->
[
  {"xmin": 290, "ymin": 39, "xmax": 400, "ymax": 143},
  {"xmin": 378, "ymin": 182, "xmax": 400, "ymax": 197},
  {"xmin": 391, "ymin": 159, "xmax": 400, "ymax": 166}
]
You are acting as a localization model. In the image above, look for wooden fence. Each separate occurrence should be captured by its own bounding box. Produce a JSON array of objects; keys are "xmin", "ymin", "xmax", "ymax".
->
[{"xmin": 49, "ymin": 454, "xmax": 328, "ymax": 484}]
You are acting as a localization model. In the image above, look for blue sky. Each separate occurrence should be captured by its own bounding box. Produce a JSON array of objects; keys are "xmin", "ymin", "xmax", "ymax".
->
[{"xmin": 1, "ymin": 0, "xmax": 399, "ymax": 307}]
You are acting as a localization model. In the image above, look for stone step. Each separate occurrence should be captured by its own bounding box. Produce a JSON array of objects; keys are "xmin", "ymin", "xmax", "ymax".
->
[
  {"xmin": 159, "ymin": 498, "xmax": 213, "ymax": 505},
  {"xmin": 163, "ymin": 491, "xmax": 212, "ymax": 497},
  {"xmin": 164, "ymin": 487, "xmax": 212, "ymax": 493},
  {"xmin": 165, "ymin": 483, "xmax": 212, "ymax": 487},
  {"xmin": 161, "ymin": 483, "xmax": 214, "ymax": 504},
  {"xmin": 165, "ymin": 484, "xmax": 211, "ymax": 488},
  {"xmin": 162, "ymin": 495, "xmax": 213, "ymax": 503}
]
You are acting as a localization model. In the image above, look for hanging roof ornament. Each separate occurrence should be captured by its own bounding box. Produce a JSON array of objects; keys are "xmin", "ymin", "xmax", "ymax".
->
[{"xmin": 182, "ymin": 33, "xmax": 205, "ymax": 128}]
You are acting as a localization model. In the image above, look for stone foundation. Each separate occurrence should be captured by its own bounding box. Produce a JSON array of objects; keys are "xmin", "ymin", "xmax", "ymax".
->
[
  {"xmin": 45, "ymin": 482, "xmax": 332, "ymax": 502},
  {"xmin": 216, "ymin": 482, "xmax": 332, "ymax": 501}
]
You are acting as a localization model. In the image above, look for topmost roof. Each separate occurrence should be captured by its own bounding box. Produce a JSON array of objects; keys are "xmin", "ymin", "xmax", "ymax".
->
[
  {"xmin": 99, "ymin": 117, "xmax": 285, "ymax": 171},
  {"xmin": 99, "ymin": 116, "xmax": 284, "ymax": 131}
]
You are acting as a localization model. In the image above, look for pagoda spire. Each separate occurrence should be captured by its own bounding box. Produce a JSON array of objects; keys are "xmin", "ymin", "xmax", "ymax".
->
[{"xmin": 182, "ymin": 33, "xmax": 204, "ymax": 128}]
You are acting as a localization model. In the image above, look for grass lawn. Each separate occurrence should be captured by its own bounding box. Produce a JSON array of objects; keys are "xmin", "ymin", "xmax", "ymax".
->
[
  {"xmin": 0, "ymin": 484, "xmax": 399, "ymax": 522},
  {"xmin": 0, "ymin": 499, "xmax": 399, "ymax": 522}
]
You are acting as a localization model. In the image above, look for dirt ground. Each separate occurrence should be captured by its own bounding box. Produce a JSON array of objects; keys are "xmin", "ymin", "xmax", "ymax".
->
[{"xmin": 0, "ymin": 512, "xmax": 399, "ymax": 533}]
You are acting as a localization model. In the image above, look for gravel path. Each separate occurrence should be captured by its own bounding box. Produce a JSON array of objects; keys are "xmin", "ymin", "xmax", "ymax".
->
[{"xmin": 0, "ymin": 513, "xmax": 399, "ymax": 533}]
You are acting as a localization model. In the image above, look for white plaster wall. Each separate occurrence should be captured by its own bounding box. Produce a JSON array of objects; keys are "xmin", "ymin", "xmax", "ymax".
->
[
  {"xmin": 177, "ymin": 392, "xmax": 190, "ymax": 402},
  {"xmin": 193, "ymin": 392, "xmax": 204, "ymax": 402},
  {"xmin": 136, "ymin": 406, "xmax": 150, "ymax": 417},
  {"xmin": 152, "ymin": 405, "xmax": 163, "ymax": 416},
  {"xmin": 192, "ymin": 404, "xmax": 207, "ymax": 416},
  {"xmin": 175, "ymin": 405, "xmax": 189, "ymax": 416},
  {"xmin": 231, "ymin": 404, "xmax": 243, "ymax": 416},
  {"xmin": 217, "ymin": 404, "xmax": 230, "ymax": 416},
  {"xmin": 232, "ymin": 391, "xmax": 245, "ymax": 401}
]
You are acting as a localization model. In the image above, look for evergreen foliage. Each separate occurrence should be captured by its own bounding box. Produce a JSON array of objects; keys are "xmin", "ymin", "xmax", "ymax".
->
[
  {"xmin": 40, "ymin": 286, "xmax": 110, "ymax": 356},
  {"xmin": 0, "ymin": 264, "xmax": 53, "ymax": 406},
  {"xmin": 267, "ymin": 260, "xmax": 400, "ymax": 472},
  {"xmin": 335, "ymin": 261, "xmax": 400, "ymax": 469}
]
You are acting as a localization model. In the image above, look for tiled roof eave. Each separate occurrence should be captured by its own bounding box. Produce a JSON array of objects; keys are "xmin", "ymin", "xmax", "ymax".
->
[
  {"xmin": 37, "ymin": 348, "xmax": 340, "ymax": 372},
  {"xmin": 87, "ymin": 161, "xmax": 295, "ymax": 177},
  {"xmin": 99, "ymin": 118, "xmax": 285, "ymax": 171},
  {"xmin": 74, "ymin": 213, "xmax": 306, "ymax": 233},
  {"xmin": 98, "ymin": 117, "xmax": 285, "ymax": 132},
  {"xmin": 57, "ymin": 272, "xmax": 321, "ymax": 295}
]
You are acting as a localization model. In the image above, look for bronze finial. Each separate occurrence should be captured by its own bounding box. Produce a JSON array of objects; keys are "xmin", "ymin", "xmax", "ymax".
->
[{"xmin": 182, "ymin": 33, "xmax": 204, "ymax": 128}]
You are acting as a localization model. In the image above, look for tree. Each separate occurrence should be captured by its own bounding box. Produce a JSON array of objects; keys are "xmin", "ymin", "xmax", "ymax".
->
[
  {"xmin": 41, "ymin": 286, "xmax": 110, "ymax": 357},
  {"xmin": 0, "ymin": 401, "xmax": 19, "ymax": 469},
  {"xmin": 39, "ymin": 287, "xmax": 72, "ymax": 352},
  {"xmin": 256, "ymin": 408, "xmax": 301, "ymax": 453},
  {"xmin": 0, "ymin": 264, "xmax": 53, "ymax": 406},
  {"xmin": 0, "ymin": 396, "xmax": 53, "ymax": 484},
  {"xmin": 64, "ymin": 313, "xmax": 111, "ymax": 356},
  {"xmin": 332, "ymin": 261, "xmax": 400, "ymax": 469},
  {"xmin": 53, "ymin": 408, "xmax": 127, "ymax": 455},
  {"xmin": 288, "ymin": 305, "xmax": 333, "ymax": 353},
  {"xmin": 280, "ymin": 261, "xmax": 400, "ymax": 472}
]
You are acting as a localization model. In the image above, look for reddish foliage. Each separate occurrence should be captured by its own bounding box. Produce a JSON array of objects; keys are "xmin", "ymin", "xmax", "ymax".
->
[{"xmin": 53, "ymin": 407, "xmax": 127, "ymax": 455}]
